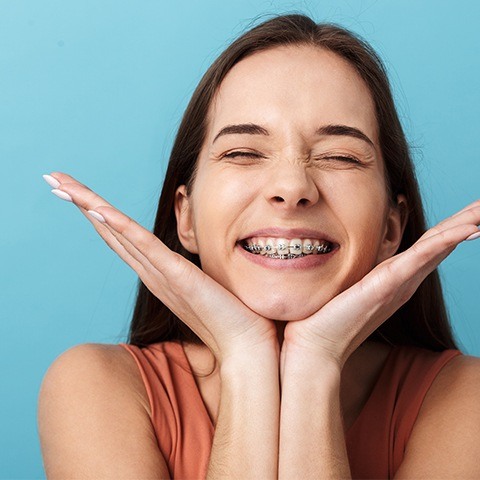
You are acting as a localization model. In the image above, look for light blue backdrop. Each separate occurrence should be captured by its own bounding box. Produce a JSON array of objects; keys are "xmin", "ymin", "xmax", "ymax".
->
[{"xmin": 1, "ymin": 0, "xmax": 479, "ymax": 477}]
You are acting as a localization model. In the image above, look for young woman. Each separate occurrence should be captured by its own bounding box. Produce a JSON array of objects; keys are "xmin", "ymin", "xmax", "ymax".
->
[{"xmin": 38, "ymin": 14, "xmax": 480, "ymax": 479}]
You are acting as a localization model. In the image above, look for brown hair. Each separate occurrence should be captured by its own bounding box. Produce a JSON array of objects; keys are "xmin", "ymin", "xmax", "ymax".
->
[{"xmin": 127, "ymin": 13, "xmax": 461, "ymax": 353}]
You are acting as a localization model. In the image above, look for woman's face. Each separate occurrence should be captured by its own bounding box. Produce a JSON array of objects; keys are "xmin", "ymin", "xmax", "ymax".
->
[{"xmin": 175, "ymin": 45, "xmax": 406, "ymax": 321}]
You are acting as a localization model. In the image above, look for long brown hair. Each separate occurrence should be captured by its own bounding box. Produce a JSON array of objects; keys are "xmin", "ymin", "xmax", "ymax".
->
[{"xmin": 127, "ymin": 13, "xmax": 461, "ymax": 352}]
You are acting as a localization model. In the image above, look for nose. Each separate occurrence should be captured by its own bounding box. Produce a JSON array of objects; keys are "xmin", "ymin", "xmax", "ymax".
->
[{"xmin": 264, "ymin": 163, "xmax": 320, "ymax": 210}]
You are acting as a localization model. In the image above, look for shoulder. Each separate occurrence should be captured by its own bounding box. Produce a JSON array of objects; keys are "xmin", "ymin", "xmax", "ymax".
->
[
  {"xmin": 38, "ymin": 343, "xmax": 168, "ymax": 477},
  {"xmin": 421, "ymin": 352, "xmax": 480, "ymax": 418},
  {"xmin": 394, "ymin": 353, "xmax": 480, "ymax": 478},
  {"xmin": 419, "ymin": 352, "xmax": 480, "ymax": 408},
  {"xmin": 40, "ymin": 342, "xmax": 150, "ymax": 414}
]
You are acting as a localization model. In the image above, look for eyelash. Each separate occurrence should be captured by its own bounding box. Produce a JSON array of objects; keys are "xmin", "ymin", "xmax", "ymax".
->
[
  {"xmin": 320, "ymin": 155, "xmax": 361, "ymax": 164},
  {"xmin": 223, "ymin": 151, "xmax": 361, "ymax": 164},
  {"xmin": 223, "ymin": 151, "xmax": 261, "ymax": 159}
]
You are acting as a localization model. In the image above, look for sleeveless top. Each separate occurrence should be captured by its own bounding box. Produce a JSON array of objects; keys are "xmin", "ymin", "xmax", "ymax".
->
[{"xmin": 119, "ymin": 341, "xmax": 462, "ymax": 479}]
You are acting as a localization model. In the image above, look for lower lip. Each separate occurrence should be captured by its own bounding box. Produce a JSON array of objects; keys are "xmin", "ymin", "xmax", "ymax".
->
[{"xmin": 235, "ymin": 243, "xmax": 339, "ymax": 270}]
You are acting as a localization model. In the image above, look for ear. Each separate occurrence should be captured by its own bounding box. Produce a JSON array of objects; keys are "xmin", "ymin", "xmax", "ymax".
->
[
  {"xmin": 174, "ymin": 185, "xmax": 199, "ymax": 254},
  {"xmin": 377, "ymin": 194, "xmax": 409, "ymax": 264}
]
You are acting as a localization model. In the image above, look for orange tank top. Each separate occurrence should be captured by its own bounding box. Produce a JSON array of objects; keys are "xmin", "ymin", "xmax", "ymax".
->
[{"xmin": 119, "ymin": 341, "xmax": 462, "ymax": 479}]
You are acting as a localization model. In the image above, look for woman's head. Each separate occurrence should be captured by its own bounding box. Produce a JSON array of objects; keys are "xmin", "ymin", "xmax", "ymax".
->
[
  {"xmin": 174, "ymin": 44, "xmax": 407, "ymax": 321},
  {"xmin": 129, "ymin": 13, "xmax": 458, "ymax": 351}
]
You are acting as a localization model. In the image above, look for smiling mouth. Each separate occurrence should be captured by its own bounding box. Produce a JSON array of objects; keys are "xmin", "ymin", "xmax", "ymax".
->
[{"xmin": 239, "ymin": 237, "xmax": 336, "ymax": 259}]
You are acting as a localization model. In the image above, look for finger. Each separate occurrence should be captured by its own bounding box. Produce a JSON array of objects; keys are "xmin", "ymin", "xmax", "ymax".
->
[
  {"xmin": 77, "ymin": 206, "xmax": 147, "ymax": 275},
  {"xmin": 388, "ymin": 222, "xmax": 477, "ymax": 285},
  {"xmin": 93, "ymin": 205, "xmax": 175, "ymax": 271},
  {"xmin": 48, "ymin": 171, "xmax": 90, "ymax": 189},
  {"xmin": 54, "ymin": 179, "xmax": 115, "ymax": 212},
  {"xmin": 47, "ymin": 172, "xmax": 149, "ymax": 272},
  {"xmin": 55, "ymin": 179, "xmax": 171, "ymax": 262},
  {"xmin": 49, "ymin": 172, "xmax": 189, "ymax": 279},
  {"xmin": 84, "ymin": 203, "xmax": 192, "ymax": 306},
  {"xmin": 55, "ymin": 179, "xmax": 179, "ymax": 282},
  {"xmin": 85, "ymin": 207, "xmax": 160, "ymax": 279},
  {"xmin": 50, "ymin": 175, "xmax": 157, "ymax": 267},
  {"xmin": 419, "ymin": 200, "xmax": 480, "ymax": 241}
]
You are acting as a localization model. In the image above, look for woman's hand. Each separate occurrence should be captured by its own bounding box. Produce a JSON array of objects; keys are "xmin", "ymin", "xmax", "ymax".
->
[
  {"xmin": 44, "ymin": 172, "xmax": 279, "ymax": 365},
  {"xmin": 281, "ymin": 200, "xmax": 480, "ymax": 373}
]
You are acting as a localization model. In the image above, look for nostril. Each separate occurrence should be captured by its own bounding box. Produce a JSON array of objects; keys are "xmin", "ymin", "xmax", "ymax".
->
[
  {"xmin": 298, "ymin": 198, "xmax": 310, "ymax": 206},
  {"xmin": 273, "ymin": 196, "xmax": 285, "ymax": 202}
]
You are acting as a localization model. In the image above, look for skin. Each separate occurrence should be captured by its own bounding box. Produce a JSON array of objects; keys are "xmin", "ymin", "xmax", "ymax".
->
[
  {"xmin": 175, "ymin": 45, "xmax": 407, "ymax": 342},
  {"xmin": 43, "ymin": 44, "xmax": 480, "ymax": 478}
]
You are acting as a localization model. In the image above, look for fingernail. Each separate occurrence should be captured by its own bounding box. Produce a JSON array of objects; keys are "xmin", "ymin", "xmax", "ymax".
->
[
  {"xmin": 51, "ymin": 189, "xmax": 72, "ymax": 202},
  {"xmin": 87, "ymin": 210, "xmax": 106, "ymax": 223},
  {"xmin": 42, "ymin": 174, "xmax": 60, "ymax": 188},
  {"xmin": 465, "ymin": 230, "xmax": 480, "ymax": 241}
]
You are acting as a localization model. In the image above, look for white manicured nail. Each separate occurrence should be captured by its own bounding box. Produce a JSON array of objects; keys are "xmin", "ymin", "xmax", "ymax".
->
[
  {"xmin": 87, "ymin": 210, "xmax": 106, "ymax": 223},
  {"xmin": 51, "ymin": 189, "xmax": 72, "ymax": 202},
  {"xmin": 42, "ymin": 174, "xmax": 60, "ymax": 188},
  {"xmin": 465, "ymin": 230, "xmax": 480, "ymax": 241}
]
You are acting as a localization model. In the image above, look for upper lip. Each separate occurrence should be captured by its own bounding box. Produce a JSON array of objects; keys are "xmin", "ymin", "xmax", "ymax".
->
[{"xmin": 238, "ymin": 227, "xmax": 338, "ymax": 244}]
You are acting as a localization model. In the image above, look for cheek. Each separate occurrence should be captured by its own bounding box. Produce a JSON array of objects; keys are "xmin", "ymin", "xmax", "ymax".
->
[
  {"xmin": 328, "ymin": 176, "xmax": 389, "ymax": 280},
  {"xmin": 329, "ymin": 170, "xmax": 388, "ymax": 233},
  {"xmin": 191, "ymin": 169, "xmax": 259, "ymax": 270},
  {"xmin": 193, "ymin": 168, "xmax": 259, "ymax": 231}
]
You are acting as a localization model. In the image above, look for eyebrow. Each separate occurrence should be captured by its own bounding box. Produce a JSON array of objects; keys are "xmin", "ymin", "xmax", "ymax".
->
[{"xmin": 212, "ymin": 123, "xmax": 375, "ymax": 148}]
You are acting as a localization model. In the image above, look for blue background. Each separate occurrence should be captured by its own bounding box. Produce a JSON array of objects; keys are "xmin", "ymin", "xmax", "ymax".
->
[{"xmin": 1, "ymin": 0, "xmax": 479, "ymax": 477}]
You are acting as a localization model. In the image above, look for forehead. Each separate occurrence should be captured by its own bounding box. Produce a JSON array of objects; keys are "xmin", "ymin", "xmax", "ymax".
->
[{"xmin": 206, "ymin": 45, "xmax": 378, "ymax": 145}]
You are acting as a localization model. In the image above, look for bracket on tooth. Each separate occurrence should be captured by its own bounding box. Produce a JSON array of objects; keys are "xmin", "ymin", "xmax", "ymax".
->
[
  {"xmin": 245, "ymin": 241, "xmax": 331, "ymax": 256},
  {"xmin": 316, "ymin": 243, "xmax": 331, "ymax": 253},
  {"xmin": 290, "ymin": 243, "xmax": 302, "ymax": 252}
]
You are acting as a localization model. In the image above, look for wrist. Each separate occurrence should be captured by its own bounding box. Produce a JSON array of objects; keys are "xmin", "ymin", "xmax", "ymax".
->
[
  {"xmin": 219, "ymin": 344, "xmax": 280, "ymax": 378},
  {"xmin": 280, "ymin": 340, "xmax": 342, "ymax": 382}
]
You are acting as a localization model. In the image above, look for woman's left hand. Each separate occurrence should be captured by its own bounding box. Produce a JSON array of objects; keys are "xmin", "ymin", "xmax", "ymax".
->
[{"xmin": 281, "ymin": 200, "xmax": 480, "ymax": 373}]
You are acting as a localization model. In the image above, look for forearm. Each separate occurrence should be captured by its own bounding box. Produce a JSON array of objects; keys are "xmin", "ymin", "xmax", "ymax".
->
[
  {"xmin": 278, "ymin": 347, "xmax": 351, "ymax": 480},
  {"xmin": 206, "ymin": 350, "xmax": 280, "ymax": 480}
]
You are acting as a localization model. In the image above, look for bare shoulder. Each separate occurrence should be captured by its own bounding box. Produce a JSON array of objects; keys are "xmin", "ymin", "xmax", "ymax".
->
[
  {"xmin": 40, "ymin": 342, "xmax": 150, "ymax": 414},
  {"xmin": 38, "ymin": 343, "xmax": 169, "ymax": 478},
  {"xmin": 394, "ymin": 353, "xmax": 480, "ymax": 479}
]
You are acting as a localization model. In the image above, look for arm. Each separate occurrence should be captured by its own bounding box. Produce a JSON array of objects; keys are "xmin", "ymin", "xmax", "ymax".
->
[
  {"xmin": 38, "ymin": 344, "xmax": 171, "ymax": 479},
  {"xmin": 278, "ymin": 345, "xmax": 351, "ymax": 480},
  {"xmin": 207, "ymin": 349, "xmax": 280, "ymax": 479}
]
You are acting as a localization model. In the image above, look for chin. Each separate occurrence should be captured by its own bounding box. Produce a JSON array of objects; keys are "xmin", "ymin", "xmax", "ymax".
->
[{"xmin": 243, "ymin": 293, "xmax": 327, "ymax": 321}]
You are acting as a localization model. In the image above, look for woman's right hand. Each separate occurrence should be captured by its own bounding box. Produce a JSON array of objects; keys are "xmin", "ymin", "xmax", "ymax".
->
[{"xmin": 45, "ymin": 172, "xmax": 280, "ymax": 365}]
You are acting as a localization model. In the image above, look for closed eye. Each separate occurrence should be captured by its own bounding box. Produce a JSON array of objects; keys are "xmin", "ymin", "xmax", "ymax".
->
[
  {"xmin": 223, "ymin": 151, "xmax": 261, "ymax": 159},
  {"xmin": 321, "ymin": 155, "xmax": 360, "ymax": 164},
  {"xmin": 223, "ymin": 151, "xmax": 361, "ymax": 165}
]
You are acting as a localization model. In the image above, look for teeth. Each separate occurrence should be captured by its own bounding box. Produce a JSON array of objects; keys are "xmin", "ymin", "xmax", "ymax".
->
[
  {"xmin": 303, "ymin": 239, "xmax": 314, "ymax": 254},
  {"xmin": 242, "ymin": 236, "xmax": 333, "ymax": 258},
  {"xmin": 317, "ymin": 243, "xmax": 327, "ymax": 253},
  {"xmin": 276, "ymin": 238, "xmax": 289, "ymax": 255},
  {"xmin": 257, "ymin": 239, "xmax": 266, "ymax": 255},
  {"xmin": 289, "ymin": 238, "xmax": 303, "ymax": 254},
  {"xmin": 265, "ymin": 238, "xmax": 276, "ymax": 254}
]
